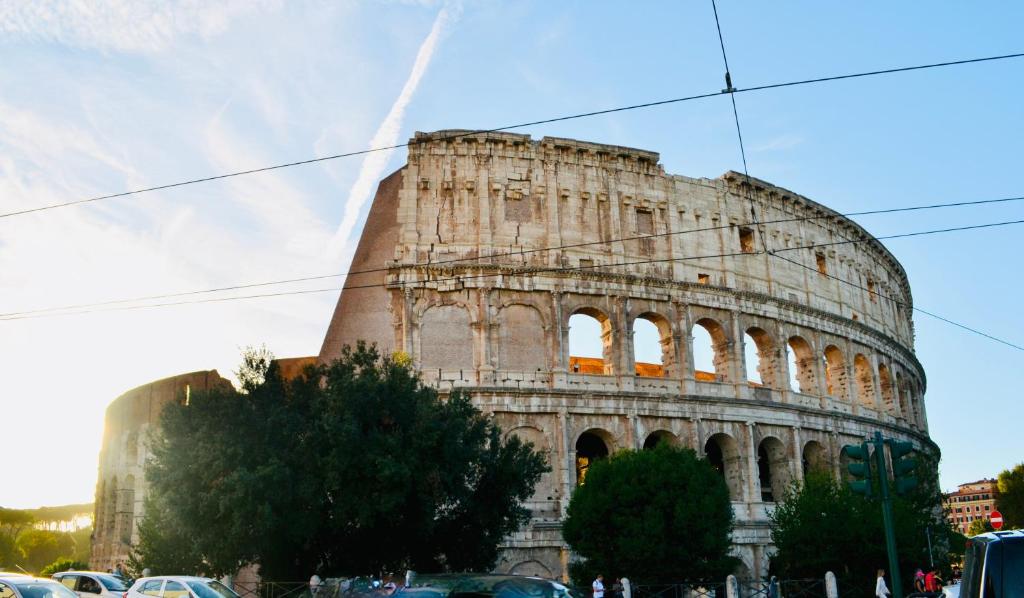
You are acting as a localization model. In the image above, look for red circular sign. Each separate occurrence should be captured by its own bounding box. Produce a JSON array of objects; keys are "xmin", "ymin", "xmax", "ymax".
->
[{"xmin": 990, "ymin": 511, "xmax": 1004, "ymax": 530}]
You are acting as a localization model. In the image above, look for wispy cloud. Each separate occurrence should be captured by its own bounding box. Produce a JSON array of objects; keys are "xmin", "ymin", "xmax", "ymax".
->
[
  {"xmin": 0, "ymin": 0, "xmax": 282, "ymax": 53},
  {"xmin": 751, "ymin": 133, "xmax": 804, "ymax": 153},
  {"xmin": 327, "ymin": 1, "xmax": 461, "ymax": 258}
]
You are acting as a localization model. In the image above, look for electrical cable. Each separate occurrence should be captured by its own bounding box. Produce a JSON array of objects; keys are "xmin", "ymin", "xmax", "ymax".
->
[
  {"xmin": 4, "ymin": 216, "xmax": 1023, "ymax": 353},
  {"xmin": 2, "ymin": 51, "xmax": 1023, "ymax": 220},
  {"xmin": 2, "ymin": 194, "xmax": 1022, "ymax": 319}
]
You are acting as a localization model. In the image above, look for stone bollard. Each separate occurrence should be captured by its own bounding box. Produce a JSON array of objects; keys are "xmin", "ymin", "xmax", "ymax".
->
[
  {"xmin": 825, "ymin": 572, "xmax": 838, "ymax": 598},
  {"xmin": 621, "ymin": 578, "xmax": 631, "ymax": 598},
  {"xmin": 726, "ymin": 575, "xmax": 739, "ymax": 598}
]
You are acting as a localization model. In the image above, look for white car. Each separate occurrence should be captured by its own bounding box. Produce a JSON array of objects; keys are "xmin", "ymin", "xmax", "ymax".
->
[
  {"xmin": 0, "ymin": 576, "xmax": 80, "ymax": 598},
  {"xmin": 52, "ymin": 572, "xmax": 129, "ymax": 598},
  {"xmin": 126, "ymin": 577, "xmax": 239, "ymax": 598}
]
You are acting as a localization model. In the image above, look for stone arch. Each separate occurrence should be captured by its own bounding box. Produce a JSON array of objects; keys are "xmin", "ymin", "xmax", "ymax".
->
[
  {"xmin": 104, "ymin": 475, "xmax": 117, "ymax": 539},
  {"xmin": 643, "ymin": 429, "xmax": 679, "ymax": 449},
  {"xmin": 568, "ymin": 307, "xmax": 613, "ymax": 375},
  {"xmin": 908, "ymin": 380, "xmax": 923, "ymax": 428},
  {"xmin": 509, "ymin": 560, "xmax": 553, "ymax": 577},
  {"xmin": 632, "ymin": 311, "xmax": 674, "ymax": 377},
  {"xmin": 419, "ymin": 304, "xmax": 474, "ymax": 370},
  {"xmin": 878, "ymin": 363, "xmax": 896, "ymax": 414},
  {"xmin": 507, "ymin": 425, "xmax": 556, "ymax": 510},
  {"xmin": 498, "ymin": 303, "xmax": 548, "ymax": 371},
  {"xmin": 118, "ymin": 475, "xmax": 136, "ymax": 544},
  {"xmin": 693, "ymin": 317, "xmax": 731, "ymax": 382},
  {"xmin": 704, "ymin": 432, "xmax": 743, "ymax": 500},
  {"xmin": 575, "ymin": 429, "xmax": 612, "ymax": 485},
  {"xmin": 823, "ymin": 344, "xmax": 849, "ymax": 402},
  {"xmin": 744, "ymin": 326, "xmax": 778, "ymax": 388},
  {"xmin": 802, "ymin": 440, "xmax": 830, "ymax": 480},
  {"xmin": 786, "ymin": 335, "xmax": 817, "ymax": 394},
  {"xmin": 757, "ymin": 436, "xmax": 793, "ymax": 502},
  {"xmin": 854, "ymin": 353, "xmax": 876, "ymax": 408},
  {"xmin": 896, "ymin": 372, "xmax": 910, "ymax": 420}
]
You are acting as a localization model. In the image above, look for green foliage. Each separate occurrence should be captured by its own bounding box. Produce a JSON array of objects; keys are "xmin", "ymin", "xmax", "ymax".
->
[
  {"xmin": 562, "ymin": 444, "xmax": 735, "ymax": 585},
  {"xmin": 770, "ymin": 453, "xmax": 958, "ymax": 594},
  {"xmin": 996, "ymin": 463, "xmax": 1024, "ymax": 529},
  {"xmin": 966, "ymin": 518, "xmax": 994, "ymax": 536},
  {"xmin": 0, "ymin": 508, "xmax": 35, "ymax": 567},
  {"xmin": 40, "ymin": 557, "xmax": 90, "ymax": 576},
  {"xmin": 16, "ymin": 529, "xmax": 75, "ymax": 573},
  {"xmin": 134, "ymin": 342, "xmax": 549, "ymax": 579}
]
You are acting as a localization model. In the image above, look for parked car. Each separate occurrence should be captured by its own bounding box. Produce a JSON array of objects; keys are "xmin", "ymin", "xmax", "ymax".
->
[
  {"xmin": 0, "ymin": 576, "xmax": 81, "ymax": 598},
  {"xmin": 954, "ymin": 529, "xmax": 1024, "ymax": 598},
  {"xmin": 393, "ymin": 574, "xmax": 583, "ymax": 598},
  {"xmin": 52, "ymin": 572, "xmax": 129, "ymax": 598},
  {"xmin": 126, "ymin": 577, "xmax": 240, "ymax": 598}
]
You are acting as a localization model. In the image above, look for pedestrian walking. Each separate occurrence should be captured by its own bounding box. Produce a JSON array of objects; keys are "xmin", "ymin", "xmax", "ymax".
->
[
  {"xmin": 876, "ymin": 569, "xmax": 891, "ymax": 598},
  {"xmin": 593, "ymin": 575, "xmax": 605, "ymax": 598}
]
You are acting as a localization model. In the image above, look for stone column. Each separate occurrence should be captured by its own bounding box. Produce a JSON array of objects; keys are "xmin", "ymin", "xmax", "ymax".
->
[
  {"xmin": 551, "ymin": 291, "xmax": 567, "ymax": 388},
  {"xmin": 745, "ymin": 422, "xmax": 760, "ymax": 509},
  {"xmin": 792, "ymin": 426, "xmax": 804, "ymax": 482},
  {"xmin": 681, "ymin": 303, "xmax": 697, "ymax": 396},
  {"xmin": 731, "ymin": 311, "xmax": 747, "ymax": 398},
  {"xmin": 559, "ymin": 411, "xmax": 573, "ymax": 516}
]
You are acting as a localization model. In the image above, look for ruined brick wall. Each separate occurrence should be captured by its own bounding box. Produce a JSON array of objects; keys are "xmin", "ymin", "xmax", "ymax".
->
[{"xmin": 319, "ymin": 130, "xmax": 933, "ymax": 580}]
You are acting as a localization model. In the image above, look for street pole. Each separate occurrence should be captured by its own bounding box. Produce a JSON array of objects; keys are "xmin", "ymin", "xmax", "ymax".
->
[
  {"xmin": 926, "ymin": 525, "xmax": 935, "ymax": 568},
  {"xmin": 875, "ymin": 431, "xmax": 903, "ymax": 598}
]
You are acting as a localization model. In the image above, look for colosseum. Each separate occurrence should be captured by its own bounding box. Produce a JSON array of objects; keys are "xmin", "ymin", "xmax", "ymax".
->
[{"xmin": 94, "ymin": 130, "xmax": 935, "ymax": 580}]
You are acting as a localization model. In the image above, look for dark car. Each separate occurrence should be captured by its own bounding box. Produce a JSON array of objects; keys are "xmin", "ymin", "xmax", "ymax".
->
[
  {"xmin": 394, "ymin": 574, "xmax": 583, "ymax": 598},
  {"xmin": 957, "ymin": 530, "xmax": 1024, "ymax": 598}
]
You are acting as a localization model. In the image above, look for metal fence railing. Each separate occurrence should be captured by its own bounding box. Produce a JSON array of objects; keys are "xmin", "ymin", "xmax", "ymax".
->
[{"xmin": 633, "ymin": 582, "xmax": 726, "ymax": 598}]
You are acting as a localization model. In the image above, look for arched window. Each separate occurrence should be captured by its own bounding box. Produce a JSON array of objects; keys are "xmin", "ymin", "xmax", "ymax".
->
[
  {"xmin": 704, "ymin": 433, "xmax": 743, "ymax": 499},
  {"xmin": 802, "ymin": 441, "xmax": 830, "ymax": 480},
  {"xmin": 823, "ymin": 345, "xmax": 848, "ymax": 401},
  {"xmin": 744, "ymin": 327, "xmax": 777, "ymax": 387},
  {"xmin": 757, "ymin": 437, "xmax": 793, "ymax": 502},
  {"xmin": 878, "ymin": 363, "xmax": 896, "ymax": 414},
  {"xmin": 787, "ymin": 336, "xmax": 816, "ymax": 394},
  {"xmin": 693, "ymin": 318, "xmax": 730, "ymax": 382},
  {"xmin": 633, "ymin": 316, "xmax": 666, "ymax": 377},
  {"xmin": 569, "ymin": 309, "xmax": 612, "ymax": 375},
  {"xmin": 854, "ymin": 354, "xmax": 876, "ymax": 408},
  {"xmin": 643, "ymin": 430, "xmax": 678, "ymax": 450},
  {"xmin": 897, "ymin": 373, "xmax": 910, "ymax": 420},
  {"xmin": 575, "ymin": 430, "xmax": 610, "ymax": 485}
]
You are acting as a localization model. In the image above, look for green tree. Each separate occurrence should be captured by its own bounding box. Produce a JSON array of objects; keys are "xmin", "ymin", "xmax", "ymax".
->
[
  {"xmin": 996, "ymin": 463, "xmax": 1024, "ymax": 529},
  {"xmin": 966, "ymin": 518, "xmax": 993, "ymax": 536},
  {"xmin": 562, "ymin": 444, "xmax": 735, "ymax": 585},
  {"xmin": 40, "ymin": 557, "xmax": 90, "ymax": 576},
  {"xmin": 770, "ymin": 455, "xmax": 957, "ymax": 596},
  {"xmin": 0, "ymin": 508, "xmax": 34, "ymax": 568},
  {"xmin": 134, "ymin": 343, "xmax": 549, "ymax": 579},
  {"xmin": 16, "ymin": 529, "xmax": 75, "ymax": 573}
]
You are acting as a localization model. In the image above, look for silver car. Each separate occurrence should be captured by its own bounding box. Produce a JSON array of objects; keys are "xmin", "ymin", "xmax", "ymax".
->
[
  {"xmin": 0, "ymin": 576, "xmax": 81, "ymax": 598},
  {"xmin": 52, "ymin": 572, "xmax": 130, "ymax": 598},
  {"xmin": 126, "ymin": 577, "xmax": 239, "ymax": 598}
]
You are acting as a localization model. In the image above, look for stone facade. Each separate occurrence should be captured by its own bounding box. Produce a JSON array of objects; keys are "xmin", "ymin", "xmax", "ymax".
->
[
  {"xmin": 91, "ymin": 369, "xmax": 233, "ymax": 572},
  {"xmin": 90, "ymin": 358, "xmax": 314, "ymax": 572},
  {"xmin": 319, "ymin": 130, "xmax": 936, "ymax": 580}
]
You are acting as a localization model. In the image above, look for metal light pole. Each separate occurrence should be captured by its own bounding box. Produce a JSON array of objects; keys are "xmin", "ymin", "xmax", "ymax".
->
[{"xmin": 874, "ymin": 431, "xmax": 903, "ymax": 598}]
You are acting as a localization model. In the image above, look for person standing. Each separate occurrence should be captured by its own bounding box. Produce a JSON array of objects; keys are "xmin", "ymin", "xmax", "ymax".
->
[
  {"xmin": 876, "ymin": 570, "xmax": 891, "ymax": 598},
  {"xmin": 593, "ymin": 575, "xmax": 605, "ymax": 598}
]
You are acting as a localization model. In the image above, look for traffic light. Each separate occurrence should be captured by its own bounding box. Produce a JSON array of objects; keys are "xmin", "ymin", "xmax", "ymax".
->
[
  {"xmin": 842, "ymin": 442, "xmax": 872, "ymax": 497},
  {"xmin": 889, "ymin": 440, "xmax": 918, "ymax": 495}
]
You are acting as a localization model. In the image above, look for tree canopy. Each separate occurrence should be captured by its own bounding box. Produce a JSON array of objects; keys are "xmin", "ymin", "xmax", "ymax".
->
[
  {"xmin": 133, "ymin": 343, "xmax": 549, "ymax": 579},
  {"xmin": 996, "ymin": 463, "xmax": 1024, "ymax": 529},
  {"xmin": 770, "ymin": 456, "xmax": 957, "ymax": 596},
  {"xmin": 562, "ymin": 443, "xmax": 735, "ymax": 585}
]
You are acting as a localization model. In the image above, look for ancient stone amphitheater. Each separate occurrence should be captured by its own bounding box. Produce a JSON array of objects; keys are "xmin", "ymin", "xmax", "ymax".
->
[{"xmin": 94, "ymin": 130, "xmax": 934, "ymax": 580}]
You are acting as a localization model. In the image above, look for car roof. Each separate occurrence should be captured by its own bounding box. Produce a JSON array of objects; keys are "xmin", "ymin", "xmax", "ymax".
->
[
  {"xmin": 972, "ymin": 530, "xmax": 1024, "ymax": 542},
  {"xmin": 54, "ymin": 572, "xmax": 120, "ymax": 577},
  {"xmin": 135, "ymin": 577, "xmax": 215, "ymax": 583}
]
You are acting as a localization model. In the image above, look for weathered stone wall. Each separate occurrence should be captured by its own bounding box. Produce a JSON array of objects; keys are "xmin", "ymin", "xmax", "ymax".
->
[
  {"xmin": 90, "ymin": 357, "xmax": 315, "ymax": 572},
  {"xmin": 90, "ymin": 370, "xmax": 232, "ymax": 572},
  {"xmin": 319, "ymin": 131, "xmax": 933, "ymax": 580}
]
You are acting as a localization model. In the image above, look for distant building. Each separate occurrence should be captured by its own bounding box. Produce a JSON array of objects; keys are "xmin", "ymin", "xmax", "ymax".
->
[{"xmin": 944, "ymin": 479, "xmax": 998, "ymax": 534}]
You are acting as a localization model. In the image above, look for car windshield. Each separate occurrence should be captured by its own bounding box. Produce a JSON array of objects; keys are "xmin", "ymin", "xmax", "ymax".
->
[
  {"xmin": 14, "ymin": 581, "xmax": 79, "ymax": 598},
  {"xmin": 96, "ymin": 576, "xmax": 128, "ymax": 592},
  {"xmin": 186, "ymin": 581, "xmax": 240, "ymax": 598}
]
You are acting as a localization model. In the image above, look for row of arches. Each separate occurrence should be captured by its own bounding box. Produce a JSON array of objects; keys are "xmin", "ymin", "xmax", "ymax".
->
[
  {"xmin": 573, "ymin": 428, "xmax": 834, "ymax": 504},
  {"xmin": 567, "ymin": 309, "xmax": 924, "ymax": 425}
]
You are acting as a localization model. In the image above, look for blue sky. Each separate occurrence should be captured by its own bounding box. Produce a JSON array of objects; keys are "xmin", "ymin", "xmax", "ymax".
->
[{"xmin": 1, "ymin": 1, "xmax": 1021, "ymax": 507}]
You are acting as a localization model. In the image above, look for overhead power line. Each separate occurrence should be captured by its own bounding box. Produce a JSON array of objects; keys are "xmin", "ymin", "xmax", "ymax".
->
[
  {"xmin": 2, "ymin": 51, "xmax": 1023, "ymax": 220},
  {"xmin": 2, "ymin": 193, "xmax": 1022, "ymax": 320},
  {"xmin": 4, "ymin": 216, "xmax": 1024, "ymax": 355}
]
